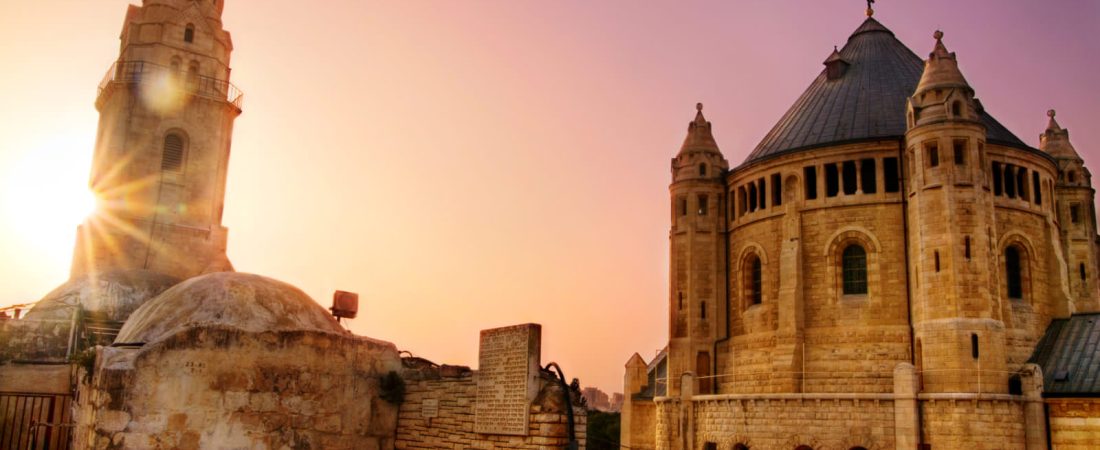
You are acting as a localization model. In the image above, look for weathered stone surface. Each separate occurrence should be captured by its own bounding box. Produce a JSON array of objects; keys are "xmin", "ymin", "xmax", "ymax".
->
[{"xmin": 475, "ymin": 324, "xmax": 541, "ymax": 436}]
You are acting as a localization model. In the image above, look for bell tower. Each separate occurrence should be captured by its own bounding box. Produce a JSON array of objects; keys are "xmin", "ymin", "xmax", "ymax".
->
[
  {"xmin": 71, "ymin": 0, "xmax": 242, "ymax": 280},
  {"xmin": 905, "ymin": 31, "xmax": 1008, "ymax": 393},
  {"xmin": 667, "ymin": 104, "xmax": 729, "ymax": 395}
]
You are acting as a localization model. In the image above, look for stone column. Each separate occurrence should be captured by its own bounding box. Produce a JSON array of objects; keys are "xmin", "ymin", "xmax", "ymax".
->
[
  {"xmin": 894, "ymin": 363, "xmax": 921, "ymax": 450},
  {"xmin": 1021, "ymin": 363, "xmax": 1048, "ymax": 450},
  {"xmin": 680, "ymin": 372, "xmax": 694, "ymax": 450},
  {"xmin": 855, "ymin": 159, "xmax": 864, "ymax": 194}
]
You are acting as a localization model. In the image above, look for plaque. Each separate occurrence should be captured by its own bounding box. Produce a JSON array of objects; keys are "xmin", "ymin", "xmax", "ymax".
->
[
  {"xmin": 474, "ymin": 323, "xmax": 541, "ymax": 435},
  {"xmin": 422, "ymin": 398, "xmax": 439, "ymax": 418}
]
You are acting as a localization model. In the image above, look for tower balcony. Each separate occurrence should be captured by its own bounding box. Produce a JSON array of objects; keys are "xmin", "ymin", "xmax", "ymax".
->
[{"xmin": 96, "ymin": 60, "xmax": 244, "ymax": 111}]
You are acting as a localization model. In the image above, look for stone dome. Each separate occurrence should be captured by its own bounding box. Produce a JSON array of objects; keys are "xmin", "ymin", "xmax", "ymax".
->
[
  {"xmin": 115, "ymin": 272, "xmax": 344, "ymax": 345},
  {"xmin": 24, "ymin": 270, "xmax": 181, "ymax": 322}
]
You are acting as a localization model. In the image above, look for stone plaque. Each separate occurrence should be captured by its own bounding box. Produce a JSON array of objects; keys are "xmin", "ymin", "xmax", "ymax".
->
[
  {"xmin": 474, "ymin": 323, "xmax": 541, "ymax": 436},
  {"xmin": 421, "ymin": 398, "xmax": 438, "ymax": 418}
]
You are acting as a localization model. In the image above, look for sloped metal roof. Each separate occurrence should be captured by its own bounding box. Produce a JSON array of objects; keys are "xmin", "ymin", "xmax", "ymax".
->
[
  {"xmin": 743, "ymin": 18, "xmax": 1026, "ymax": 165},
  {"xmin": 1028, "ymin": 313, "xmax": 1100, "ymax": 397}
]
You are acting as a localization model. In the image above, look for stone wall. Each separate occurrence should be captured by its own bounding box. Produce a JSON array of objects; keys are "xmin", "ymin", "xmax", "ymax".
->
[
  {"xmin": 693, "ymin": 396, "xmax": 895, "ymax": 450},
  {"xmin": 1047, "ymin": 399, "xmax": 1100, "ymax": 450},
  {"xmin": 920, "ymin": 397, "xmax": 1026, "ymax": 449},
  {"xmin": 0, "ymin": 318, "xmax": 72, "ymax": 363},
  {"xmin": 395, "ymin": 360, "xmax": 586, "ymax": 449},
  {"xmin": 74, "ymin": 327, "xmax": 402, "ymax": 449}
]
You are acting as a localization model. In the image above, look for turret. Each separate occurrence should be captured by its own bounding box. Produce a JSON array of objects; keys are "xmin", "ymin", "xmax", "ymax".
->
[
  {"xmin": 1043, "ymin": 110, "xmax": 1100, "ymax": 312},
  {"xmin": 667, "ymin": 104, "xmax": 729, "ymax": 395},
  {"xmin": 905, "ymin": 31, "xmax": 1008, "ymax": 393},
  {"xmin": 71, "ymin": 0, "xmax": 242, "ymax": 280}
]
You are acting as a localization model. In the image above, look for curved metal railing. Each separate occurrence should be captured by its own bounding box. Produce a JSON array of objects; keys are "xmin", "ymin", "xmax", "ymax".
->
[{"xmin": 96, "ymin": 60, "xmax": 243, "ymax": 109}]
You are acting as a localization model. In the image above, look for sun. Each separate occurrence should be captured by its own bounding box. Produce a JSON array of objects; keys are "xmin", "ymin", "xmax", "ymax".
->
[{"xmin": 2, "ymin": 136, "xmax": 96, "ymax": 262}]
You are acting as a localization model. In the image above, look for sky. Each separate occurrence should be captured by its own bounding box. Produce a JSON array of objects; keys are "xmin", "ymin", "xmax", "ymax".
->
[{"xmin": 0, "ymin": 0, "xmax": 1098, "ymax": 394}]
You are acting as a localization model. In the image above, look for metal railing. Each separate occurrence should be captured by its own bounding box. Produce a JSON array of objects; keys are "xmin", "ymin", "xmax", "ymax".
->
[
  {"xmin": 0, "ymin": 392, "xmax": 73, "ymax": 450},
  {"xmin": 97, "ymin": 60, "xmax": 243, "ymax": 109}
]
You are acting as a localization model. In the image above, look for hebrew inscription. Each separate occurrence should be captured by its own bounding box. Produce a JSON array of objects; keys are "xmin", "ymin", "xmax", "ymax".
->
[{"xmin": 474, "ymin": 324, "xmax": 541, "ymax": 435}]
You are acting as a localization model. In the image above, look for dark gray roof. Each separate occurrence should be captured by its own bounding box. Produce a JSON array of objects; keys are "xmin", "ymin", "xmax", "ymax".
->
[
  {"xmin": 1028, "ymin": 313, "xmax": 1100, "ymax": 397},
  {"xmin": 743, "ymin": 18, "xmax": 1026, "ymax": 165}
]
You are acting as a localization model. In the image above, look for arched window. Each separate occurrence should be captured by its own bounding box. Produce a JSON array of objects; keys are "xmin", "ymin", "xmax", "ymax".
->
[
  {"xmin": 842, "ymin": 244, "xmax": 868, "ymax": 295},
  {"xmin": 162, "ymin": 133, "xmax": 185, "ymax": 173},
  {"xmin": 184, "ymin": 24, "xmax": 195, "ymax": 43},
  {"xmin": 795, "ymin": 446, "xmax": 814, "ymax": 450},
  {"xmin": 952, "ymin": 101, "xmax": 962, "ymax": 117},
  {"xmin": 699, "ymin": 163, "xmax": 707, "ymax": 177},
  {"xmin": 734, "ymin": 445, "xmax": 750, "ymax": 450},
  {"xmin": 1005, "ymin": 246, "xmax": 1023, "ymax": 299},
  {"xmin": 745, "ymin": 255, "xmax": 762, "ymax": 306}
]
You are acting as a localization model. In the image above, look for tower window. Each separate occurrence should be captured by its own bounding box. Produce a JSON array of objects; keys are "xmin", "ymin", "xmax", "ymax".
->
[
  {"xmin": 1004, "ymin": 165, "xmax": 1017, "ymax": 198},
  {"xmin": 697, "ymin": 194, "xmax": 708, "ymax": 215},
  {"xmin": 699, "ymin": 163, "xmax": 707, "ymax": 177},
  {"xmin": 771, "ymin": 173, "xmax": 782, "ymax": 207},
  {"xmin": 842, "ymin": 161, "xmax": 857, "ymax": 195},
  {"xmin": 1070, "ymin": 204, "xmax": 1081, "ymax": 223},
  {"xmin": 883, "ymin": 157, "xmax": 900, "ymax": 193},
  {"xmin": 700, "ymin": 301, "xmax": 706, "ymax": 320},
  {"xmin": 992, "ymin": 162, "xmax": 1003, "ymax": 196},
  {"xmin": 678, "ymin": 292, "xmax": 683, "ymax": 311},
  {"xmin": 842, "ymin": 244, "xmax": 868, "ymax": 295},
  {"xmin": 1032, "ymin": 172, "xmax": 1043, "ymax": 205},
  {"xmin": 952, "ymin": 101, "xmax": 963, "ymax": 117},
  {"xmin": 746, "ymin": 255, "xmax": 762, "ymax": 306},
  {"xmin": 927, "ymin": 143, "xmax": 940, "ymax": 167},
  {"xmin": 861, "ymin": 158, "xmax": 877, "ymax": 194},
  {"xmin": 162, "ymin": 133, "xmax": 185, "ymax": 172},
  {"xmin": 1068, "ymin": 171, "xmax": 1077, "ymax": 183},
  {"xmin": 677, "ymin": 197, "xmax": 687, "ymax": 217},
  {"xmin": 953, "ymin": 140, "xmax": 967, "ymax": 165},
  {"xmin": 971, "ymin": 333, "xmax": 980, "ymax": 359},
  {"xmin": 965, "ymin": 237, "xmax": 971, "ymax": 260},
  {"xmin": 758, "ymin": 178, "xmax": 767, "ymax": 210},
  {"xmin": 1080, "ymin": 263, "xmax": 1087, "ymax": 281},
  {"xmin": 825, "ymin": 164, "xmax": 839, "ymax": 197},
  {"xmin": 184, "ymin": 24, "xmax": 195, "ymax": 43},
  {"xmin": 934, "ymin": 251, "xmax": 941, "ymax": 272},
  {"xmin": 1006, "ymin": 246, "xmax": 1024, "ymax": 299},
  {"xmin": 804, "ymin": 166, "xmax": 818, "ymax": 199}
]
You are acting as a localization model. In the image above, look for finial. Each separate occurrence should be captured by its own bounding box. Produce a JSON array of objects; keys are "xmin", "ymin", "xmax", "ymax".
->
[
  {"xmin": 866, "ymin": 0, "xmax": 875, "ymax": 17},
  {"xmin": 1048, "ymin": 109, "xmax": 1056, "ymax": 118},
  {"xmin": 933, "ymin": 30, "xmax": 944, "ymax": 40},
  {"xmin": 696, "ymin": 102, "xmax": 703, "ymax": 112}
]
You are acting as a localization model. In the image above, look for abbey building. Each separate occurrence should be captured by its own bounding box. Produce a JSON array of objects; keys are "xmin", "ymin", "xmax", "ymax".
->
[{"xmin": 623, "ymin": 11, "xmax": 1100, "ymax": 450}]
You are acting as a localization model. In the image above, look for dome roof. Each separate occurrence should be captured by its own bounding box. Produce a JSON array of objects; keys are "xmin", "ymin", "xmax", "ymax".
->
[
  {"xmin": 744, "ymin": 17, "xmax": 1026, "ymax": 165},
  {"xmin": 24, "ymin": 270, "xmax": 181, "ymax": 322},
  {"xmin": 115, "ymin": 272, "xmax": 343, "ymax": 345}
]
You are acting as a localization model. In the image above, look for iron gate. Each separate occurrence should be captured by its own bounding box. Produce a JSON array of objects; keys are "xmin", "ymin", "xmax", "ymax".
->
[{"xmin": 0, "ymin": 392, "xmax": 72, "ymax": 450}]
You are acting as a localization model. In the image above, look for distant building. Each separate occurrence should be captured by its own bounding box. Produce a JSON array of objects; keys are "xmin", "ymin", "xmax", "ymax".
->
[
  {"xmin": 582, "ymin": 386, "xmax": 612, "ymax": 411},
  {"xmin": 608, "ymin": 392, "xmax": 624, "ymax": 413},
  {"xmin": 623, "ymin": 8, "xmax": 1100, "ymax": 450}
]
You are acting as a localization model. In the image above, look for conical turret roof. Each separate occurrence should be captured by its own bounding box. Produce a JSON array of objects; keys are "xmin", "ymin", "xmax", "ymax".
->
[
  {"xmin": 745, "ymin": 17, "xmax": 1025, "ymax": 165},
  {"xmin": 679, "ymin": 103, "xmax": 721, "ymax": 156},
  {"xmin": 1040, "ymin": 109, "xmax": 1081, "ymax": 160}
]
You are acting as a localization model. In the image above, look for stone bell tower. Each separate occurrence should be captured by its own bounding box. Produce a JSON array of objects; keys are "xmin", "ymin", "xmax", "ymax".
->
[
  {"xmin": 905, "ymin": 31, "xmax": 1008, "ymax": 393},
  {"xmin": 71, "ymin": 0, "xmax": 241, "ymax": 280},
  {"xmin": 1042, "ymin": 110, "xmax": 1100, "ymax": 313},
  {"xmin": 667, "ymin": 104, "xmax": 729, "ymax": 395}
]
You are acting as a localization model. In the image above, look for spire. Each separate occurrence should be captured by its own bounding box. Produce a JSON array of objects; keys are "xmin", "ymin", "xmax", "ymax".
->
[
  {"xmin": 914, "ymin": 30, "xmax": 971, "ymax": 96},
  {"xmin": 1040, "ymin": 109, "xmax": 1081, "ymax": 160},
  {"xmin": 866, "ymin": 0, "xmax": 875, "ymax": 17},
  {"xmin": 679, "ymin": 103, "xmax": 720, "ymax": 155}
]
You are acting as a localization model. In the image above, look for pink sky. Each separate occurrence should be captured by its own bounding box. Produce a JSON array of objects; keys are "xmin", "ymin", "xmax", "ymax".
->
[{"xmin": 1, "ymin": 0, "xmax": 1098, "ymax": 394}]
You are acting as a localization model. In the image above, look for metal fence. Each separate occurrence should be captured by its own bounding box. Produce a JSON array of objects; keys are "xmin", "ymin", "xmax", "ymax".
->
[
  {"xmin": 0, "ymin": 392, "xmax": 72, "ymax": 450},
  {"xmin": 97, "ymin": 60, "xmax": 244, "ymax": 109}
]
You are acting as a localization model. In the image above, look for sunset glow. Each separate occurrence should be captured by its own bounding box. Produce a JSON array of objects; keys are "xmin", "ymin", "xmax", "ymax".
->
[{"xmin": 1, "ymin": 0, "xmax": 1098, "ymax": 396}]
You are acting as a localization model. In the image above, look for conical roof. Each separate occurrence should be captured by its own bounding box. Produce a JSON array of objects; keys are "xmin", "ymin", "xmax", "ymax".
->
[
  {"xmin": 679, "ymin": 103, "xmax": 721, "ymax": 156},
  {"xmin": 744, "ymin": 17, "xmax": 1025, "ymax": 165},
  {"xmin": 1040, "ymin": 109, "xmax": 1080, "ymax": 160}
]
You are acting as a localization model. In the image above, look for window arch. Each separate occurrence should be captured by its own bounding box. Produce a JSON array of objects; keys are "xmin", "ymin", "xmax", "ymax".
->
[
  {"xmin": 734, "ymin": 445, "xmax": 749, "ymax": 450},
  {"xmin": 745, "ymin": 254, "xmax": 763, "ymax": 307},
  {"xmin": 842, "ymin": 244, "xmax": 868, "ymax": 295},
  {"xmin": 184, "ymin": 24, "xmax": 195, "ymax": 43},
  {"xmin": 162, "ymin": 133, "xmax": 186, "ymax": 173},
  {"xmin": 1005, "ymin": 246, "xmax": 1024, "ymax": 299}
]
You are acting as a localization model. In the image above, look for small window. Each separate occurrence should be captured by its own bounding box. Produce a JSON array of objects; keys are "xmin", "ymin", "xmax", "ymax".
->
[
  {"xmin": 1068, "ymin": 171, "xmax": 1077, "ymax": 183},
  {"xmin": 698, "ymin": 194, "xmax": 708, "ymax": 215},
  {"xmin": 699, "ymin": 163, "xmax": 707, "ymax": 177},
  {"xmin": 842, "ymin": 161, "xmax": 857, "ymax": 195},
  {"xmin": 953, "ymin": 140, "xmax": 966, "ymax": 165},
  {"xmin": 1032, "ymin": 172, "xmax": 1043, "ymax": 205},
  {"xmin": 804, "ymin": 166, "xmax": 819, "ymax": 199},
  {"xmin": 771, "ymin": 173, "xmax": 782, "ymax": 207},
  {"xmin": 162, "ymin": 133, "xmax": 185, "ymax": 172},
  {"xmin": 992, "ymin": 162, "xmax": 1003, "ymax": 196},
  {"xmin": 927, "ymin": 143, "xmax": 940, "ymax": 167},
  {"xmin": 1006, "ymin": 246, "xmax": 1023, "ymax": 299},
  {"xmin": 934, "ymin": 251, "xmax": 941, "ymax": 272},
  {"xmin": 825, "ymin": 164, "xmax": 840, "ymax": 197},
  {"xmin": 184, "ymin": 24, "xmax": 195, "ymax": 43},
  {"xmin": 883, "ymin": 157, "xmax": 900, "ymax": 193},
  {"xmin": 971, "ymin": 333, "xmax": 980, "ymax": 359},
  {"xmin": 952, "ymin": 101, "xmax": 963, "ymax": 117},
  {"xmin": 758, "ymin": 178, "xmax": 767, "ymax": 210},
  {"xmin": 1080, "ymin": 263, "xmax": 1086, "ymax": 281},
  {"xmin": 746, "ymin": 255, "xmax": 763, "ymax": 306},
  {"xmin": 700, "ymin": 301, "xmax": 707, "ymax": 320},
  {"xmin": 1071, "ymin": 204, "xmax": 1081, "ymax": 223},
  {"xmin": 1004, "ymin": 165, "xmax": 1017, "ymax": 198},
  {"xmin": 678, "ymin": 197, "xmax": 687, "ymax": 216},
  {"xmin": 861, "ymin": 158, "xmax": 877, "ymax": 194},
  {"xmin": 842, "ymin": 244, "xmax": 868, "ymax": 295},
  {"xmin": 965, "ymin": 237, "xmax": 971, "ymax": 260},
  {"xmin": 678, "ymin": 292, "xmax": 683, "ymax": 311}
]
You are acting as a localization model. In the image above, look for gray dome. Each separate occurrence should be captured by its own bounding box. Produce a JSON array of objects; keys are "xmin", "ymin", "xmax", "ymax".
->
[
  {"xmin": 115, "ymin": 272, "xmax": 344, "ymax": 345},
  {"xmin": 24, "ymin": 270, "xmax": 181, "ymax": 322}
]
